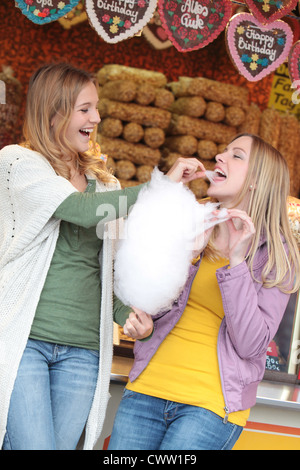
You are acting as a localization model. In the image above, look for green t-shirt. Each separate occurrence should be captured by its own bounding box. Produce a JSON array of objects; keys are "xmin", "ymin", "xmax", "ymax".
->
[{"xmin": 29, "ymin": 180, "xmax": 142, "ymax": 350}]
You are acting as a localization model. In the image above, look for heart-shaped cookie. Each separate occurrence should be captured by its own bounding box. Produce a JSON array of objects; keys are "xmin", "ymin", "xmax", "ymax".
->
[
  {"xmin": 158, "ymin": 0, "xmax": 232, "ymax": 53},
  {"xmin": 226, "ymin": 13, "xmax": 293, "ymax": 82},
  {"xmin": 58, "ymin": 0, "xmax": 87, "ymax": 29},
  {"xmin": 85, "ymin": 0, "xmax": 157, "ymax": 44},
  {"xmin": 143, "ymin": 24, "xmax": 173, "ymax": 50},
  {"xmin": 143, "ymin": 8, "xmax": 172, "ymax": 50},
  {"xmin": 245, "ymin": 0, "xmax": 298, "ymax": 25},
  {"xmin": 15, "ymin": 0, "xmax": 80, "ymax": 24},
  {"xmin": 288, "ymin": 41, "xmax": 300, "ymax": 90}
]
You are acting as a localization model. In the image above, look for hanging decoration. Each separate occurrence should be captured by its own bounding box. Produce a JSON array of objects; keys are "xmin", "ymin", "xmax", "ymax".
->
[
  {"xmin": 244, "ymin": 0, "xmax": 298, "ymax": 25},
  {"xmin": 226, "ymin": 12, "xmax": 293, "ymax": 81},
  {"xmin": 143, "ymin": 23, "xmax": 172, "ymax": 49},
  {"xmin": 58, "ymin": 0, "xmax": 87, "ymax": 29},
  {"xmin": 288, "ymin": 40, "xmax": 300, "ymax": 91},
  {"xmin": 85, "ymin": 0, "xmax": 158, "ymax": 44},
  {"xmin": 157, "ymin": 0, "xmax": 232, "ymax": 52},
  {"xmin": 13, "ymin": 0, "xmax": 300, "ymax": 85},
  {"xmin": 15, "ymin": 0, "xmax": 80, "ymax": 24},
  {"xmin": 143, "ymin": 8, "xmax": 172, "ymax": 49},
  {"xmin": 284, "ymin": 15, "xmax": 300, "ymax": 42}
]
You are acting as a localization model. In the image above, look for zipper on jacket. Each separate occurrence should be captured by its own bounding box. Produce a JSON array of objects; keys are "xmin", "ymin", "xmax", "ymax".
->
[{"xmin": 217, "ymin": 319, "xmax": 231, "ymax": 424}]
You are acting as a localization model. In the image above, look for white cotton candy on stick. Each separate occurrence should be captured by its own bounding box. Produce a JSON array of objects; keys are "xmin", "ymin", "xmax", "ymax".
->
[{"xmin": 114, "ymin": 169, "xmax": 228, "ymax": 316}]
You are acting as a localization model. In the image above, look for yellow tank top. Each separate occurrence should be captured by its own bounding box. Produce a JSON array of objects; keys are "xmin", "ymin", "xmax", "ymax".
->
[{"xmin": 127, "ymin": 255, "xmax": 250, "ymax": 427}]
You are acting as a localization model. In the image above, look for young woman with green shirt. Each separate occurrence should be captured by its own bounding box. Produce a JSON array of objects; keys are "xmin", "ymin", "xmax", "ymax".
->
[{"xmin": 0, "ymin": 63, "xmax": 205, "ymax": 450}]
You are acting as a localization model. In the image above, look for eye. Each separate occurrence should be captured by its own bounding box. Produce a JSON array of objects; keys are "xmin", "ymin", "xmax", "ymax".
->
[
  {"xmin": 80, "ymin": 109, "xmax": 89, "ymax": 113},
  {"xmin": 234, "ymin": 154, "xmax": 242, "ymax": 159}
]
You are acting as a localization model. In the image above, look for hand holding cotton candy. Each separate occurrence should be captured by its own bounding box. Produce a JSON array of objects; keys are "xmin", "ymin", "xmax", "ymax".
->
[{"xmin": 114, "ymin": 169, "xmax": 228, "ymax": 316}]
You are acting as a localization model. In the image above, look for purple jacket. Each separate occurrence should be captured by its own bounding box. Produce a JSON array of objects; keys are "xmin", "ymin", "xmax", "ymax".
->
[{"xmin": 129, "ymin": 237, "xmax": 291, "ymax": 420}]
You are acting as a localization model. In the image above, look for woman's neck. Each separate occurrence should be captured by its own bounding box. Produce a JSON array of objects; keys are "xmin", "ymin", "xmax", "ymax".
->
[
  {"xmin": 67, "ymin": 160, "xmax": 88, "ymax": 192},
  {"xmin": 213, "ymin": 223, "xmax": 230, "ymax": 258}
]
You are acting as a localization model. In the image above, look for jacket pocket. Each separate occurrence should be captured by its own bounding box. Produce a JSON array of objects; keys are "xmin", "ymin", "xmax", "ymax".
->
[{"xmin": 240, "ymin": 356, "xmax": 265, "ymax": 387}]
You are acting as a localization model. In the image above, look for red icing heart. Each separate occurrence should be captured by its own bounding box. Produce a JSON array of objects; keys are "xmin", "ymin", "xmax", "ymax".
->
[
  {"xmin": 143, "ymin": 8, "xmax": 172, "ymax": 50},
  {"xmin": 158, "ymin": 0, "xmax": 232, "ymax": 52},
  {"xmin": 143, "ymin": 24, "xmax": 172, "ymax": 49},
  {"xmin": 85, "ymin": 0, "xmax": 157, "ymax": 44},
  {"xmin": 157, "ymin": 26, "xmax": 169, "ymax": 41},
  {"xmin": 226, "ymin": 13, "xmax": 293, "ymax": 82},
  {"xmin": 288, "ymin": 41, "xmax": 300, "ymax": 91},
  {"xmin": 244, "ymin": 0, "xmax": 298, "ymax": 25}
]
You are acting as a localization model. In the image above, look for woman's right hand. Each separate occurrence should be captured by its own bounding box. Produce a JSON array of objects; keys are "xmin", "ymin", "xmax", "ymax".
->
[
  {"xmin": 123, "ymin": 307, "xmax": 154, "ymax": 340},
  {"xmin": 166, "ymin": 157, "xmax": 206, "ymax": 184}
]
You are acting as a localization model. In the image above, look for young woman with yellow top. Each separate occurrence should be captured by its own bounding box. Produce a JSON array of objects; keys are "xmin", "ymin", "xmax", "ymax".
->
[{"xmin": 108, "ymin": 134, "xmax": 300, "ymax": 450}]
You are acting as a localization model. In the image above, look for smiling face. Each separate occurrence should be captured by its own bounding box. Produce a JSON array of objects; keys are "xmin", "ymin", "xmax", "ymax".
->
[
  {"xmin": 64, "ymin": 81, "xmax": 101, "ymax": 154},
  {"xmin": 207, "ymin": 135, "xmax": 253, "ymax": 208},
  {"xmin": 51, "ymin": 80, "xmax": 101, "ymax": 156}
]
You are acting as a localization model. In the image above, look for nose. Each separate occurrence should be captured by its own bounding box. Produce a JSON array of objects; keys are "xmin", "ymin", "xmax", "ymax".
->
[
  {"xmin": 215, "ymin": 152, "xmax": 225, "ymax": 163},
  {"xmin": 91, "ymin": 108, "xmax": 101, "ymax": 125}
]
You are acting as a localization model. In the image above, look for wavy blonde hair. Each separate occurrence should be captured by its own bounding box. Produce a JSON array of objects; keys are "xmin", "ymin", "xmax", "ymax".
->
[
  {"xmin": 22, "ymin": 62, "xmax": 115, "ymax": 184},
  {"xmin": 207, "ymin": 133, "xmax": 300, "ymax": 294}
]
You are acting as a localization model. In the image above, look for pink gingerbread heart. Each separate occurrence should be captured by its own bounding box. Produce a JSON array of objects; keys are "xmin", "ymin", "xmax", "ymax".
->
[
  {"xmin": 288, "ymin": 41, "xmax": 300, "ymax": 93},
  {"xmin": 226, "ymin": 13, "xmax": 293, "ymax": 82}
]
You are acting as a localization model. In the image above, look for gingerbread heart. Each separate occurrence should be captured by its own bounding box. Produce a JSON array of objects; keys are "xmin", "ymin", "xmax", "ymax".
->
[
  {"xmin": 143, "ymin": 7, "xmax": 172, "ymax": 50},
  {"xmin": 58, "ymin": 0, "xmax": 87, "ymax": 29},
  {"xmin": 288, "ymin": 41, "xmax": 300, "ymax": 91},
  {"xmin": 158, "ymin": 0, "xmax": 232, "ymax": 53},
  {"xmin": 143, "ymin": 24, "xmax": 173, "ymax": 50},
  {"xmin": 15, "ymin": 0, "xmax": 80, "ymax": 24},
  {"xmin": 226, "ymin": 13, "xmax": 293, "ymax": 82},
  {"xmin": 244, "ymin": 0, "xmax": 298, "ymax": 25},
  {"xmin": 85, "ymin": 0, "xmax": 157, "ymax": 44}
]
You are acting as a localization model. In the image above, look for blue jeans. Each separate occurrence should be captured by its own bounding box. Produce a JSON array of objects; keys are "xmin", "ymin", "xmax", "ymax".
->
[
  {"xmin": 3, "ymin": 339, "xmax": 99, "ymax": 450},
  {"xmin": 108, "ymin": 389, "xmax": 243, "ymax": 450}
]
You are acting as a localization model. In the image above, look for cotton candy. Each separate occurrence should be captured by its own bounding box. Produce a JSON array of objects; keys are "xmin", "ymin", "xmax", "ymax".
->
[
  {"xmin": 205, "ymin": 170, "xmax": 216, "ymax": 184},
  {"xmin": 114, "ymin": 168, "xmax": 228, "ymax": 315}
]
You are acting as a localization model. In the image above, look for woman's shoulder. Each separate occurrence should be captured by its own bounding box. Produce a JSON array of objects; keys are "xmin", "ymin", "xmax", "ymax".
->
[
  {"xmin": 0, "ymin": 144, "xmax": 53, "ymax": 172},
  {"xmin": 0, "ymin": 144, "xmax": 25, "ymax": 161},
  {"xmin": 1, "ymin": 144, "xmax": 37, "ymax": 161}
]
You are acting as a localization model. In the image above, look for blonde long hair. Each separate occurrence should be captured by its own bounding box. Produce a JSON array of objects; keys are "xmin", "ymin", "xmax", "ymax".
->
[
  {"xmin": 208, "ymin": 133, "xmax": 300, "ymax": 294},
  {"xmin": 22, "ymin": 62, "xmax": 115, "ymax": 184}
]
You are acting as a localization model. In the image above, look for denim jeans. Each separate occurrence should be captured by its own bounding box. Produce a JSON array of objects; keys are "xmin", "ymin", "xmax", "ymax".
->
[
  {"xmin": 108, "ymin": 389, "xmax": 243, "ymax": 450},
  {"xmin": 3, "ymin": 339, "xmax": 99, "ymax": 450}
]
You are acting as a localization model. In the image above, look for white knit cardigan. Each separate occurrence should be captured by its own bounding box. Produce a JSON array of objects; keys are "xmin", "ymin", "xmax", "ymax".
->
[{"xmin": 0, "ymin": 145, "xmax": 119, "ymax": 450}]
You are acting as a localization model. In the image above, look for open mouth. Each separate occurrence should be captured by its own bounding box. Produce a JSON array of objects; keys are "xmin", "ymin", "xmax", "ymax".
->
[
  {"xmin": 213, "ymin": 168, "xmax": 227, "ymax": 181},
  {"xmin": 79, "ymin": 128, "xmax": 92, "ymax": 138}
]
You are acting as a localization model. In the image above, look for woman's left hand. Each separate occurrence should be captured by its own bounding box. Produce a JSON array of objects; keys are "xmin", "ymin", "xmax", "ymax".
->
[
  {"xmin": 123, "ymin": 307, "xmax": 154, "ymax": 340},
  {"xmin": 225, "ymin": 209, "xmax": 256, "ymax": 268}
]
